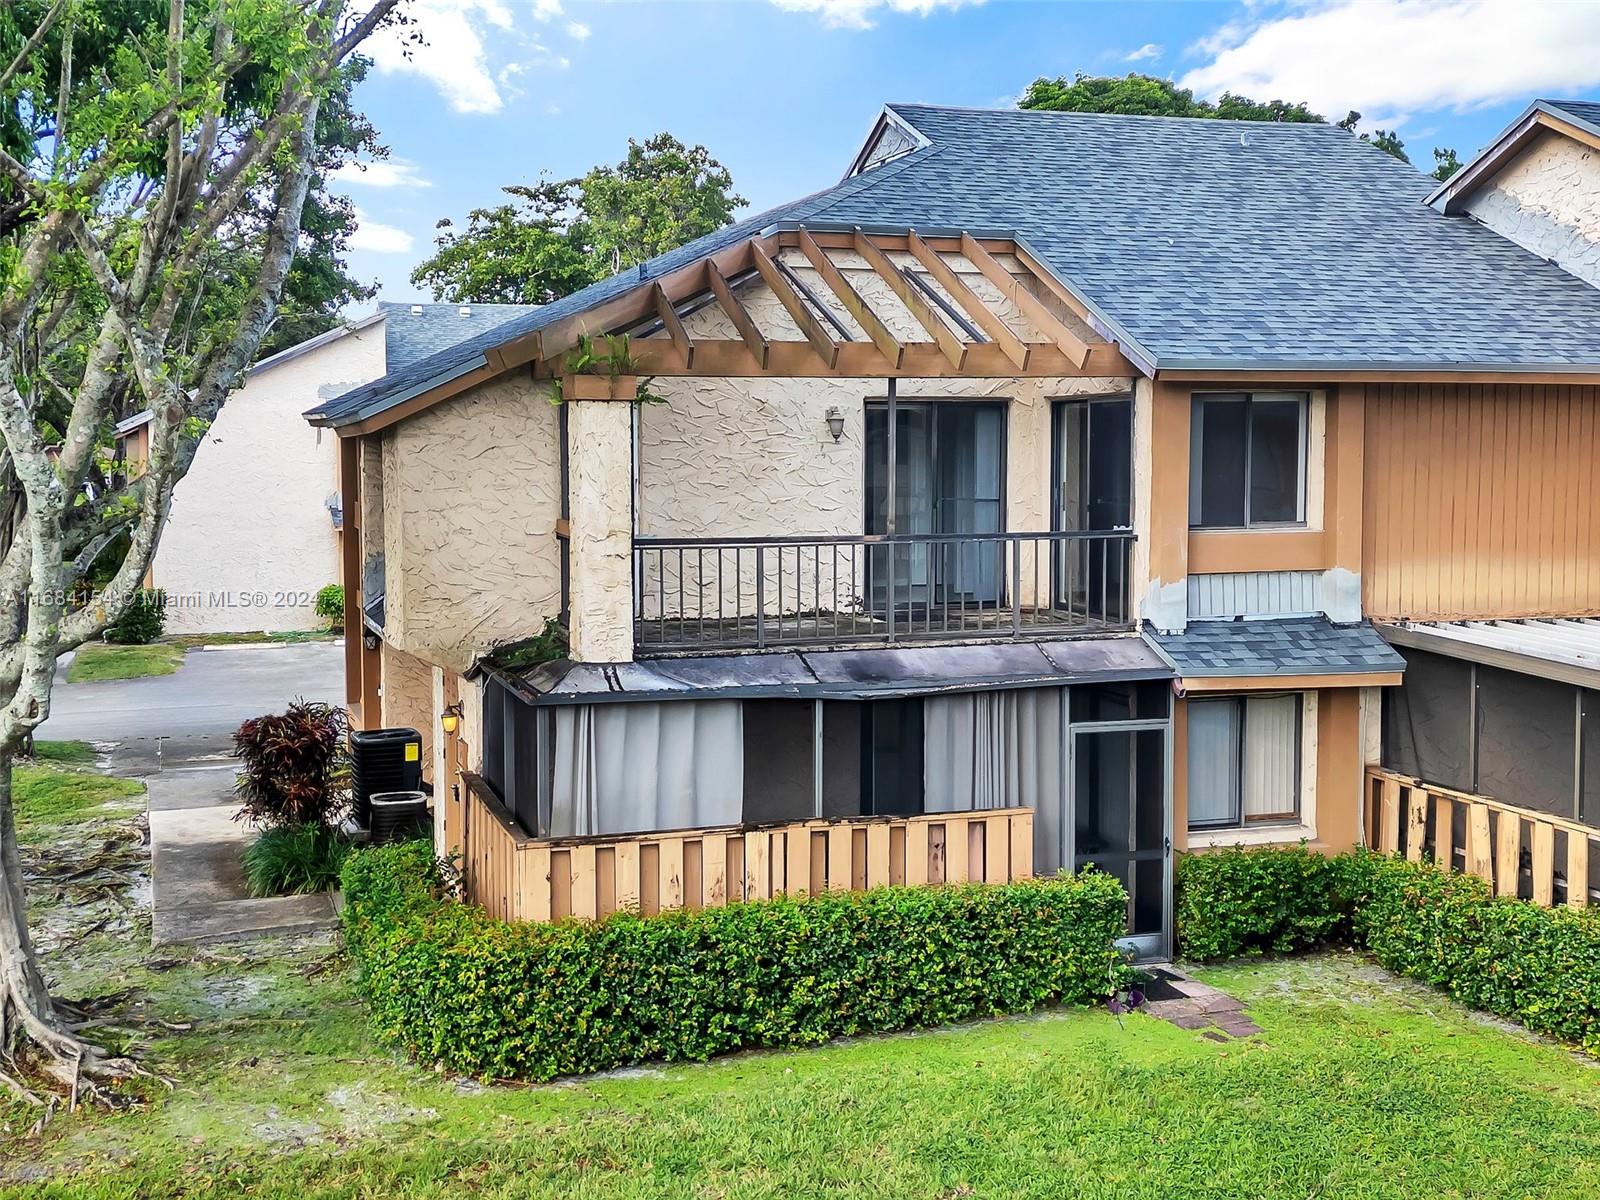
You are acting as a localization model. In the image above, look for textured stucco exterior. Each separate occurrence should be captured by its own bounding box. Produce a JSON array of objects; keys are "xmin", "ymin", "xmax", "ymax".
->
[
  {"xmin": 379, "ymin": 373, "xmax": 563, "ymax": 673},
  {"xmin": 380, "ymin": 641, "xmax": 435, "ymax": 777},
  {"xmin": 157, "ymin": 322, "xmax": 383, "ymax": 633},
  {"xmin": 568, "ymin": 397, "xmax": 636, "ymax": 662},
  {"xmin": 1465, "ymin": 128, "xmax": 1600, "ymax": 288}
]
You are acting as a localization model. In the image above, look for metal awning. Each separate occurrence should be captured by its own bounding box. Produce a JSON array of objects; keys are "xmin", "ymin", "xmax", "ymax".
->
[
  {"xmin": 1381, "ymin": 618, "xmax": 1600, "ymax": 689},
  {"xmin": 496, "ymin": 635, "xmax": 1171, "ymax": 705}
]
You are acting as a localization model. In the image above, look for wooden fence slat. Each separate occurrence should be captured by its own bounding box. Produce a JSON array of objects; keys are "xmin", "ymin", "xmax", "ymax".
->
[
  {"xmin": 1010, "ymin": 812, "xmax": 1034, "ymax": 879},
  {"xmin": 570, "ymin": 844, "xmax": 598, "ymax": 920},
  {"xmin": 827, "ymin": 825, "xmax": 852, "ymax": 891},
  {"xmin": 943, "ymin": 820, "xmax": 968, "ymax": 884},
  {"xmin": 746, "ymin": 830, "xmax": 770, "ymax": 901},
  {"xmin": 1404, "ymin": 787, "xmax": 1427, "ymax": 862},
  {"xmin": 984, "ymin": 814, "xmax": 1009, "ymax": 882},
  {"xmin": 926, "ymin": 824, "xmax": 946, "ymax": 884},
  {"xmin": 905, "ymin": 820, "xmax": 929, "ymax": 885},
  {"xmin": 1531, "ymin": 823, "xmax": 1555, "ymax": 907},
  {"xmin": 1496, "ymin": 810, "xmax": 1521, "ymax": 897},
  {"xmin": 702, "ymin": 833, "xmax": 727, "ymax": 908},
  {"xmin": 1433, "ymin": 794, "xmax": 1454, "ymax": 871},
  {"xmin": 614, "ymin": 840, "xmax": 640, "ymax": 914},
  {"xmin": 1568, "ymin": 835, "xmax": 1590, "ymax": 909},
  {"xmin": 810, "ymin": 829, "xmax": 829, "ymax": 896},
  {"xmin": 640, "ymin": 842, "xmax": 661, "ymax": 916},
  {"xmin": 1467, "ymin": 804, "xmax": 1495, "ymax": 882},
  {"xmin": 1379, "ymin": 777, "xmax": 1402, "ymax": 854},
  {"xmin": 785, "ymin": 827, "xmax": 810, "ymax": 896},
  {"xmin": 683, "ymin": 839, "xmax": 704, "ymax": 911},
  {"xmin": 659, "ymin": 836, "xmax": 685, "ymax": 911},
  {"xmin": 866, "ymin": 822, "xmax": 890, "ymax": 888}
]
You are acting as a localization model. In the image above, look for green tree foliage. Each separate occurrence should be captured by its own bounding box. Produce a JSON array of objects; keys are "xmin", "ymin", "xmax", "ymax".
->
[
  {"xmin": 1022, "ymin": 75, "xmax": 1462, "ymax": 176},
  {"xmin": 412, "ymin": 133, "xmax": 746, "ymax": 303}
]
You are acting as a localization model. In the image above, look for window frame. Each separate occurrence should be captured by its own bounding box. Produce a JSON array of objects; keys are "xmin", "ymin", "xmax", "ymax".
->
[
  {"xmin": 1186, "ymin": 692, "xmax": 1303, "ymax": 831},
  {"xmin": 1188, "ymin": 391, "xmax": 1310, "ymax": 530}
]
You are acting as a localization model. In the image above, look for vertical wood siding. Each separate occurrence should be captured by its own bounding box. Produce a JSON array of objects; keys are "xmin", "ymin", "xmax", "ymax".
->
[
  {"xmin": 1188, "ymin": 571, "xmax": 1321, "ymax": 619},
  {"xmin": 1362, "ymin": 384, "xmax": 1600, "ymax": 620}
]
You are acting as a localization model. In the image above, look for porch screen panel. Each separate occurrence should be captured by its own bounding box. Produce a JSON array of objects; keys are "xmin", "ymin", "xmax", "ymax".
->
[
  {"xmin": 923, "ymin": 687, "xmax": 1063, "ymax": 873},
  {"xmin": 1242, "ymin": 694, "xmax": 1298, "ymax": 821},
  {"xmin": 1381, "ymin": 648, "xmax": 1472, "ymax": 792},
  {"xmin": 1475, "ymin": 666, "xmax": 1575, "ymax": 819},
  {"xmin": 1583, "ymin": 690, "xmax": 1600, "ymax": 827},
  {"xmin": 549, "ymin": 700, "xmax": 743, "ymax": 836},
  {"xmin": 1185, "ymin": 699, "xmax": 1239, "ymax": 828}
]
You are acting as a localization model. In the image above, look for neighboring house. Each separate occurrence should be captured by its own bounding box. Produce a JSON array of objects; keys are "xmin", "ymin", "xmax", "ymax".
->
[
  {"xmin": 153, "ymin": 301, "xmax": 537, "ymax": 635},
  {"xmin": 309, "ymin": 102, "xmax": 1600, "ymax": 956}
]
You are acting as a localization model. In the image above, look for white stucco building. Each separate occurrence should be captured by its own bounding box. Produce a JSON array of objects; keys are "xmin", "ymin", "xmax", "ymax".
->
[{"xmin": 152, "ymin": 302, "xmax": 538, "ymax": 635}]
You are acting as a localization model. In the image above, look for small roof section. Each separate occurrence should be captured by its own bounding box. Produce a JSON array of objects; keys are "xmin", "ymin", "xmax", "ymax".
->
[
  {"xmin": 380, "ymin": 301, "xmax": 541, "ymax": 373},
  {"xmin": 1147, "ymin": 616, "xmax": 1404, "ymax": 680},
  {"xmin": 495, "ymin": 635, "xmax": 1171, "ymax": 705},
  {"xmin": 1426, "ymin": 98, "xmax": 1600, "ymax": 214},
  {"xmin": 1380, "ymin": 618, "xmax": 1600, "ymax": 690}
]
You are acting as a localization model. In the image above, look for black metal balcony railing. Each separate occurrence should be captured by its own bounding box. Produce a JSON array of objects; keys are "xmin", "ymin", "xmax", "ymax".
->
[{"xmin": 633, "ymin": 530, "xmax": 1134, "ymax": 653}]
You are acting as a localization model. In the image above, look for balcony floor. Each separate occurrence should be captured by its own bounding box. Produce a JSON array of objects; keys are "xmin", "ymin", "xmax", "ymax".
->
[{"xmin": 634, "ymin": 605, "xmax": 1125, "ymax": 655}]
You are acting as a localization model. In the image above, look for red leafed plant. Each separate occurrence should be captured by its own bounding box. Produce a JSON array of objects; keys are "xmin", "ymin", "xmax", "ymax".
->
[{"xmin": 232, "ymin": 700, "xmax": 350, "ymax": 829}]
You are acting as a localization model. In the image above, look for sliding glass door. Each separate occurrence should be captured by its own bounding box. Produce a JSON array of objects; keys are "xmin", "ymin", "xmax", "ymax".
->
[
  {"xmin": 865, "ymin": 400, "xmax": 1004, "ymax": 611},
  {"xmin": 1053, "ymin": 396, "xmax": 1132, "ymax": 616}
]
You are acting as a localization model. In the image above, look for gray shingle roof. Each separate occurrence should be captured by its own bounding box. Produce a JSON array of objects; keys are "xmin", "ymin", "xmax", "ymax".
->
[
  {"xmin": 1544, "ymin": 98, "xmax": 1600, "ymax": 136},
  {"xmin": 379, "ymin": 301, "xmax": 541, "ymax": 373},
  {"xmin": 312, "ymin": 104, "xmax": 1600, "ymax": 428},
  {"xmin": 1146, "ymin": 616, "xmax": 1405, "ymax": 678}
]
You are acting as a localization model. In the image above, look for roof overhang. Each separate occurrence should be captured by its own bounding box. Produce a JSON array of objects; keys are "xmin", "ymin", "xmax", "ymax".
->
[
  {"xmin": 1380, "ymin": 619, "xmax": 1600, "ymax": 690},
  {"xmin": 1154, "ymin": 362, "xmax": 1600, "ymax": 385},
  {"xmin": 1425, "ymin": 100, "xmax": 1600, "ymax": 215}
]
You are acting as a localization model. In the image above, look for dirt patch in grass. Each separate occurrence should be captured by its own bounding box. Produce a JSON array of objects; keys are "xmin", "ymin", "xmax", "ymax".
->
[{"xmin": 66, "ymin": 641, "xmax": 185, "ymax": 683}]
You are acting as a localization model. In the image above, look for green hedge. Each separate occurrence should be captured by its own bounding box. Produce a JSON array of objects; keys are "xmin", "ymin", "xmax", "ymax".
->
[
  {"xmin": 1177, "ymin": 845, "xmax": 1600, "ymax": 1057},
  {"xmin": 341, "ymin": 841, "xmax": 1130, "ymax": 1081}
]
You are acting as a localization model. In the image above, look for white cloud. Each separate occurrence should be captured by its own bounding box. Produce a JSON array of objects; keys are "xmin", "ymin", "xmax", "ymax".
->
[
  {"xmin": 350, "ymin": 208, "xmax": 415, "ymax": 255},
  {"xmin": 1124, "ymin": 43, "xmax": 1163, "ymax": 63},
  {"xmin": 366, "ymin": 0, "xmax": 517, "ymax": 115},
  {"xmin": 1181, "ymin": 0, "xmax": 1600, "ymax": 130},
  {"xmin": 566, "ymin": 20, "xmax": 591, "ymax": 40},
  {"xmin": 770, "ymin": 0, "xmax": 982, "ymax": 32},
  {"xmin": 329, "ymin": 158, "xmax": 432, "ymax": 190}
]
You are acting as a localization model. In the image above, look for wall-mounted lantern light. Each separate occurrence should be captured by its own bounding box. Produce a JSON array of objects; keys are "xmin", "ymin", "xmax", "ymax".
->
[
  {"xmin": 825, "ymin": 407, "xmax": 845, "ymax": 442},
  {"xmin": 440, "ymin": 703, "xmax": 463, "ymax": 735},
  {"xmin": 362, "ymin": 632, "xmax": 379, "ymax": 652}
]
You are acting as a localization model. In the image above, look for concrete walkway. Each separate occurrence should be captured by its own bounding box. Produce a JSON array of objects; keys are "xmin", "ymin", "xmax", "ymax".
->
[{"xmin": 143, "ymin": 740, "xmax": 338, "ymax": 946}]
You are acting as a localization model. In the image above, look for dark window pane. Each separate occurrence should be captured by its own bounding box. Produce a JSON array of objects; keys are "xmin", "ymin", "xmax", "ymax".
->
[
  {"xmin": 1476, "ymin": 666, "xmax": 1576, "ymax": 820},
  {"xmin": 1186, "ymin": 698, "xmax": 1240, "ymax": 828},
  {"xmin": 821, "ymin": 700, "xmax": 863, "ymax": 818},
  {"xmin": 742, "ymin": 700, "xmax": 816, "ymax": 824},
  {"xmin": 1192, "ymin": 396, "xmax": 1247, "ymax": 527},
  {"xmin": 1248, "ymin": 398, "xmax": 1303, "ymax": 523},
  {"xmin": 864, "ymin": 699, "xmax": 924, "ymax": 815},
  {"xmin": 1381, "ymin": 648, "xmax": 1473, "ymax": 792}
]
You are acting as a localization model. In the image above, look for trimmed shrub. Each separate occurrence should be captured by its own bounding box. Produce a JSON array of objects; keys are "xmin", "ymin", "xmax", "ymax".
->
[
  {"xmin": 341, "ymin": 842, "xmax": 1131, "ymax": 1082},
  {"xmin": 1354, "ymin": 856, "xmax": 1600, "ymax": 1056},
  {"xmin": 314, "ymin": 584, "xmax": 344, "ymax": 629},
  {"xmin": 105, "ymin": 588, "xmax": 166, "ymax": 644},
  {"xmin": 233, "ymin": 700, "xmax": 349, "ymax": 829},
  {"xmin": 1175, "ymin": 843, "xmax": 1364, "ymax": 959},
  {"xmin": 1178, "ymin": 845, "xmax": 1600, "ymax": 1059},
  {"xmin": 243, "ymin": 823, "xmax": 351, "ymax": 897}
]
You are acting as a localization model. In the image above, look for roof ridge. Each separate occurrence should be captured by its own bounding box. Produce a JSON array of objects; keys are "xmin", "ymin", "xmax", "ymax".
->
[{"xmin": 887, "ymin": 101, "xmax": 1348, "ymax": 130}]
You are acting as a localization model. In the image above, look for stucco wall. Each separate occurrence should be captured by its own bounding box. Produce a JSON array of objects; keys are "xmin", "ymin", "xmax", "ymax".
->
[
  {"xmin": 380, "ymin": 641, "xmax": 435, "ymax": 780},
  {"xmin": 156, "ymin": 324, "xmax": 383, "ymax": 633},
  {"xmin": 1466, "ymin": 128, "xmax": 1600, "ymax": 288},
  {"xmin": 380, "ymin": 372, "xmax": 562, "ymax": 673}
]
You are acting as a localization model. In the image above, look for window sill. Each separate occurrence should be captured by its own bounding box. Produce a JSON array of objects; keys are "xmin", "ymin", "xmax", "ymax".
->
[{"xmin": 1187, "ymin": 823, "xmax": 1316, "ymax": 849}]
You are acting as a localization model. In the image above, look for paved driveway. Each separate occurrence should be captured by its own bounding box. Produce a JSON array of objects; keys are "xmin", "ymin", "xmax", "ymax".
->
[{"xmin": 40, "ymin": 640, "xmax": 344, "ymax": 744}]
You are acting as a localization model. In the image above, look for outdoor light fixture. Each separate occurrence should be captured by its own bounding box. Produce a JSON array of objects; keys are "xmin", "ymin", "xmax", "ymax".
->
[
  {"xmin": 362, "ymin": 632, "xmax": 379, "ymax": 651},
  {"xmin": 825, "ymin": 407, "xmax": 845, "ymax": 442},
  {"xmin": 440, "ymin": 703, "xmax": 463, "ymax": 735}
]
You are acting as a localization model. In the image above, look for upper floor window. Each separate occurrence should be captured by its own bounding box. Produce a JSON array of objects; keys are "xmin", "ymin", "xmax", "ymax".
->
[{"xmin": 1189, "ymin": 392, "xmax": 1308, "ymax": 528}]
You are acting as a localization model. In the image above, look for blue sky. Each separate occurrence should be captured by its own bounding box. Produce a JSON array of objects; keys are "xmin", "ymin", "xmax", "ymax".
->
[{"xmin": 335, "ymin": 0, "xmax": 1600, "ymax": 302}]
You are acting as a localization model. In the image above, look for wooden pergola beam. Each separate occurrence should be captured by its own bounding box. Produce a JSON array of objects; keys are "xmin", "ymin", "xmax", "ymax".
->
[
  {"xmin": 652, "ymin": 282, "xmax": 694, "ymax": 370},
  {"xmin": 796, "ymin": 227, "xmax": 903, "ymax": 369},
  {"xmin": 706, "ymin": 256, "xmax": 768, "ymax": 368},
  {"xmin": 903, "ymin": 229, "xmax": 1028, "ymax": 371},
  {"xmin": 751, "ymin": 241, "xmax": 839, "ymax": 369},
  {"xmin": 960, "ymin": 233, "xmax": 1091, "ymax": 369},
  {"xmin": 851, "ymin": 229, "xmax": 966, "ymax": 370}
]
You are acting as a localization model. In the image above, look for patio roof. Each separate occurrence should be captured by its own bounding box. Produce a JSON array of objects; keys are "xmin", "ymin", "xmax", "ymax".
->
[
  {"xmin": 489, "ymin": 635, "xmax": 1171, "ymax": 705},
  {"xmin": 1380, "ymin": 618, "xmax": 1600, "ymax": 690}
]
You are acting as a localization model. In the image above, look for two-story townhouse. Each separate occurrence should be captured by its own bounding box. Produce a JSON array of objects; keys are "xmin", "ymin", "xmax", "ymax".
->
[{"xmin": 309, "ymin": 104, "xmax": 1600, "ymax": 955}]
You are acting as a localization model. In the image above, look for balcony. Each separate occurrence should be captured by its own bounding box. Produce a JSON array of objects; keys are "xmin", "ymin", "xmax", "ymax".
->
[{"xmin": 633, "ymin": 529, "xmax": 1134, "ymax": 655}]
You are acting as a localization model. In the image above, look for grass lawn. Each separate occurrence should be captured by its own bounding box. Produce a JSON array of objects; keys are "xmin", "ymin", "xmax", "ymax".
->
[
  {"xmin": 14, "ymin": 756, "xmax": 143, "ymax": 834},
  {"xmin": 163, "ymin": 630, "xmax": 339, "ymax": 648},
  {"xmin": 29, "ymin": 739, "xmax": 97, "ymax": 765},
  {"xmin": 7, "ymin": 941, "xmax": 1599, "ymax": 1198},
  {"xmin": 66, "ymin": 641, "xmax": 185, "ymax": 683}
]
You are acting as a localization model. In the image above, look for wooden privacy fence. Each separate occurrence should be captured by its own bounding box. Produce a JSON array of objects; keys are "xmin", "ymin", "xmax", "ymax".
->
[
  {"xmin": 460, "ymin": 775, "xmax": 1035, "ymax": 924},
  {"xmin": 1366, "ymin": 766, "xmax": 1597, "ymax": 908}
]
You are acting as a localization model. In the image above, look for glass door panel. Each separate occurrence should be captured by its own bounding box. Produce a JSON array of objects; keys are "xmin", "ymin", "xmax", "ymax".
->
[
  {"xmin": 1054, "ymin": 397, "xmax": 1131, "ymax": 617},
  {"xmin": 1071, "ymin": 725, "xmax": 1169, "ymax": 955}
]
